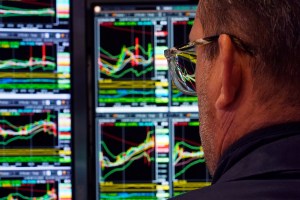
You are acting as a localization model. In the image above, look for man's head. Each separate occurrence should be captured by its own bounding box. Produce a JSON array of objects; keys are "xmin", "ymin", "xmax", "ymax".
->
[{"xmin": 190, "ymin": 0, "xmax": 300, "ymax": 174}]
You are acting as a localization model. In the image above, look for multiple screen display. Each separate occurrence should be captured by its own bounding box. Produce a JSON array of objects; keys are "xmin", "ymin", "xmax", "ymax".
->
[
  {"xmin": 94, "ymin": 3, "xmax": 210, "ymax": 199},
  {"xmin": 0, "ymin": 0, "xmax": 72, "ymax": 199},
  {"xmin": 0, "ymin": 1, "xmax": 208, "ymax": 199}
]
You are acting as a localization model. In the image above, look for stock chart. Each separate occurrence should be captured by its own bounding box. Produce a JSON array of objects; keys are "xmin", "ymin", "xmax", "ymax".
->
[
  {"xmin": 100, "ymin": 123, "xmax": 155, "ymax": 182},
  {"xmin": 0, "ymin": 105, "xmax": 71, "ymax": 167},
  {"xmin": 0, "ymin": 111, "xmax": 58, "ymax": 148},
  {"xmin": 98, "ymin": 115, "xmax": 170, "ymax": 199},
  {"xmin": 96, "ymin": 18, "xmax": 169, "ymax": 113},
  {"xmin": 0, "ymin": 178, "xmax": 71, "ymax": 199},
  {"xmin": 0, "ymin": 0, "xmax": 72, "ymax": 199},
  {"xmin": 172, "ymin": 118, "xmax": 211, "ymax": 196},
  {"xmin": 94, "ymin": 4, "xmax": 207, "ymax": 199},
  {"xmin": 0, "ymin": 0, "xmax": 69, "ymax": 29},
  {"xmin": 0, "ymin": 180, "xmax": 58, "ymax": 200},
  {"xmin": 99, "ymin": 22, "xmax": 155, "ymax": 106},
  {"xmin": 0, "ymin": 32, "xmax": 70, "ymax": 94},
  {"xmin": 0, "ymin": 0, "xmax": 56, "ymax": 22}
]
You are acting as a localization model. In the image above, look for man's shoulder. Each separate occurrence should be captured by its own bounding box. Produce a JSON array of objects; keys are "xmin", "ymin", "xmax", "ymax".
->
[
  {"xmin": 170, "ymin": 178, "xmax": 300, "ymax": 200},
  {"xmin": 170, "ymin": 124, "xmax": 300, "ymax": 200}
]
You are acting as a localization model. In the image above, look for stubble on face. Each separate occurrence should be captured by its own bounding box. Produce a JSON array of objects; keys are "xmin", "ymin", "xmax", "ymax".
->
[
  {"xmin": 197, "ymin": 60, "xmax": 218, "ymax": 175},
  {"xmin": 192, "ymin": 2, "xmax": 219, "ymax": 175}
]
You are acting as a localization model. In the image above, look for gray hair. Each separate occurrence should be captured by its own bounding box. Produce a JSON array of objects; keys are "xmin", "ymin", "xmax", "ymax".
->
[{"xmin": 199, "ymin": 0, "xmax": 300, "ymax": 104}]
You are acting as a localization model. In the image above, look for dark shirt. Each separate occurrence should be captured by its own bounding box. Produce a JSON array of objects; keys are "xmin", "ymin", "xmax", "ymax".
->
[{"xmin": 170, "ymin": 122, "xmax": 300, "ymax": 199}]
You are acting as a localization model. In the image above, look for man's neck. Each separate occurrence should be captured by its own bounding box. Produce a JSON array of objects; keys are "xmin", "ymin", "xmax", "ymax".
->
[{"xmin": 216, "ymin": 99, "xmax": 300, "ymax": 165}]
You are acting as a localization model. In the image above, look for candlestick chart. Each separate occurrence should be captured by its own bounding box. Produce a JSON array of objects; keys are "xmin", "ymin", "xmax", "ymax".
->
[
  {"xmin": 0, "ymin": 40, "xmax": 69, "ymax": 93},
  {"xmin": 0, "ymin": 0, "xmax": 56, "ymax": 24},
  {"xmin": 0, "ymin": 180, "xmax": 58, "ymax": 200},
  {"xmin": 97, "ymin": 22, "xmax": 168, "ymax": 108}
]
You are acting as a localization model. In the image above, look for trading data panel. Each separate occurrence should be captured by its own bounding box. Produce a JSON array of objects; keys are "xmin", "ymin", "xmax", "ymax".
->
[
  {"xmin": 94, "ymin": 4, "xmax": 209, "ymax": 199},
  {"xmin": 97, "ymin": 113, "xmax": 170, "ymax": 199},
  {"xmin": 95, "ymin": 5, "xmax": 198, "ymax": 113},
  {"xmin": 0, "ymin": 30, "xmax": 70, "ymax": 95},
  {"xmin": 0, "ymin": 0, "xmax": 69, "ymax": 29},
  {"xmin": 0, "ymin": 0, "xmax": 72, "ymax": 199},
  {"xmin": 170, "ymin": 113, "xmax": 211, "ymax": 197}
]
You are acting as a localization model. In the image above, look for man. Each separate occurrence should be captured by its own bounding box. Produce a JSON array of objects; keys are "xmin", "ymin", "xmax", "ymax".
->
[{"xmin": 165, "ymin": 0, "xmax": 300, "ymax": 199}]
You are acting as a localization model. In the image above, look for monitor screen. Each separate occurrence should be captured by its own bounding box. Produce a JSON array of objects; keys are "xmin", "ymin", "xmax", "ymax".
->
[
  {"xmin": 93, "ymin": 2, "xmax": 210, "ymax": 199},
  {"xmin": 0, "ymin": 0, "xmax": 72, "ymax": 199}
]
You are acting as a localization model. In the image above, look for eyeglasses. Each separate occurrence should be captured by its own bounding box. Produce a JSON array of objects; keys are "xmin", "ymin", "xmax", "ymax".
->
[{"xmin": 164, "ymin": 34, "xmax": 254, "ymax": 96}]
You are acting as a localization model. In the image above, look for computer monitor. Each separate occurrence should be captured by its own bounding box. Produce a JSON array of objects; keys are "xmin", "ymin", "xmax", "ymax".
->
[
  {"xmin": 92, "ymin": 1, "xmax": 210, "ymax": 199},
  {"xmin": 0, "ymin": 1, "xmax": 72, "ymax": 199}
]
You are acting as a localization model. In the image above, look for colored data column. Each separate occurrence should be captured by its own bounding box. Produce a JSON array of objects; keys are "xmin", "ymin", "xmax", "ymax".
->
[
  {"xmin": 172, "ymin": 117, "xmax": 211, "ymax": 197},
  {"xmin": 97, "ymin": 20, "xmax": 169, "ymax": 112},
  {"xmin": 99, "ymin": 121, "xmax": 156, "ymax": 199},
  {"xmin": 98, "ymin": 116, "xmax": 170, "ymax": 200},
  {"xmin": 0, "ymin": 108, "xmax": 71, "ymax": 168},
  {"xmin": 0, "ymin": 33, "xmax": 71, "ymax": 94}
]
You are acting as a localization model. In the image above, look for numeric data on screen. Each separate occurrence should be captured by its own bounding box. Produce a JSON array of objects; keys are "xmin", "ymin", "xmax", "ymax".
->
[
  {"xmin": 94, "ymin": 5, "xmax": 210, "ymax": 200},
  {"xmin": 97, "ymin": 114, "xmax": 170, "ymax": 199},
  {"xmin": 0, "ymin": 0, "xmax": 72, "ymax": 199},
  {"xmin": 96, "ymin": 17, "xmax": 169, "ymax": 113}
]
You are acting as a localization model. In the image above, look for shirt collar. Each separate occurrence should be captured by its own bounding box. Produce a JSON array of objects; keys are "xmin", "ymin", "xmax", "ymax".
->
[{"xmin": 212, "ymin": 122, "xmax": 300, "ymax": 184}]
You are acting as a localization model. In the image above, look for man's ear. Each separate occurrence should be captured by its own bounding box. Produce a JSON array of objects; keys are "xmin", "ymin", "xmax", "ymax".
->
[{"xmin": 215, "ymin": 34, "xmax": 242, "ymax": 110}]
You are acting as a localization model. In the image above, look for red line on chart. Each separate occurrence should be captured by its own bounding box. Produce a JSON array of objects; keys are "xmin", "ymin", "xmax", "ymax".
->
[
  {"xmin": 102, "ymin": 131, "xmax": 139, "ymax": 146},
  {"xmin": 3, "ymin": 186, "xmax": 52, "ymax": 193},
  {"xmin": 175, "ymin": 157, "xmax": 199, "ymax": 167},
  {"xmin": 175, "ymin": 136, "xmax": 201, "ymax": 146},
  {"xmin": 100, "ymin": 24, "xmax": 153, "ymax": 35}
]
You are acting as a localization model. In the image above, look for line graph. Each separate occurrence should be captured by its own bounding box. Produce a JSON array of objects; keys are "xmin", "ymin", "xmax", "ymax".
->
[
  {"xmin": 0, "ymin": 40, "xmax": 69, "ymax": 92},
  {"xmin": 99, "ymin": 122, "xmax": 156, "ymax": 183},
  {"xmin": 0, "ymin": 111, "xmax": 58, "ymax": 148},
  {"xmin": 0, "ymin": 41, "xmax": 56, "ymax": 71},
  {"xmin": 98, "ymin": 23, "xmax": 155, "ymax": 80},
  {"xmin": 0, "ymin": 180, "xmax": 58, "ymax": 200},
  {"xmin": 0, "ymin": 45, "xmax": 56, "ymax": 72},
  {"xmin": 99, "ymin": 41, "xmax": 153, "ymax": 79},
  {"xmin": 172, "ymin": 119, "xmax": 211, "ymax": 196},
  {"xmin": 96, "ymin": 21, "xmax": 168, "ymax": 109},
  {"xmin": 0, "ymin": 0, "xmax": 56, "ymax": 24},
  {"xmin": 173, "ymin": 120, "xmax": 209, "ymax": 181}
]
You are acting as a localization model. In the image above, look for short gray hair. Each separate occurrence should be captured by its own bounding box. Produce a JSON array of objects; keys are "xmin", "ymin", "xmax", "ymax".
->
[{"xmin": 199, "ymin": 0, "xmax": 300, "ymax": 104}]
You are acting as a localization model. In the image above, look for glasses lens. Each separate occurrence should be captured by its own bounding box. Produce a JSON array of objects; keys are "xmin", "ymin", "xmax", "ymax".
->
[{"xmin": 172, "ymin": 51, "xmax": 196, "ymax": 95}]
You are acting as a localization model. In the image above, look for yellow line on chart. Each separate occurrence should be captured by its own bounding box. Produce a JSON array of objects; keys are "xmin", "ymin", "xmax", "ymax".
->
[
  {"xmin": 0, "ymin": 149, "xmax": 72, "ymax": 156},
  {"xmin": 99, "ymin": 81, "xmax": 157, "ymax": 88},
  {"xmin": 100, "ymin": 183, "xmax": 157, "ymax": 192},
  {"xmin": 0, "ymin": 72, "xmax": 70, "ymax": 78}
]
